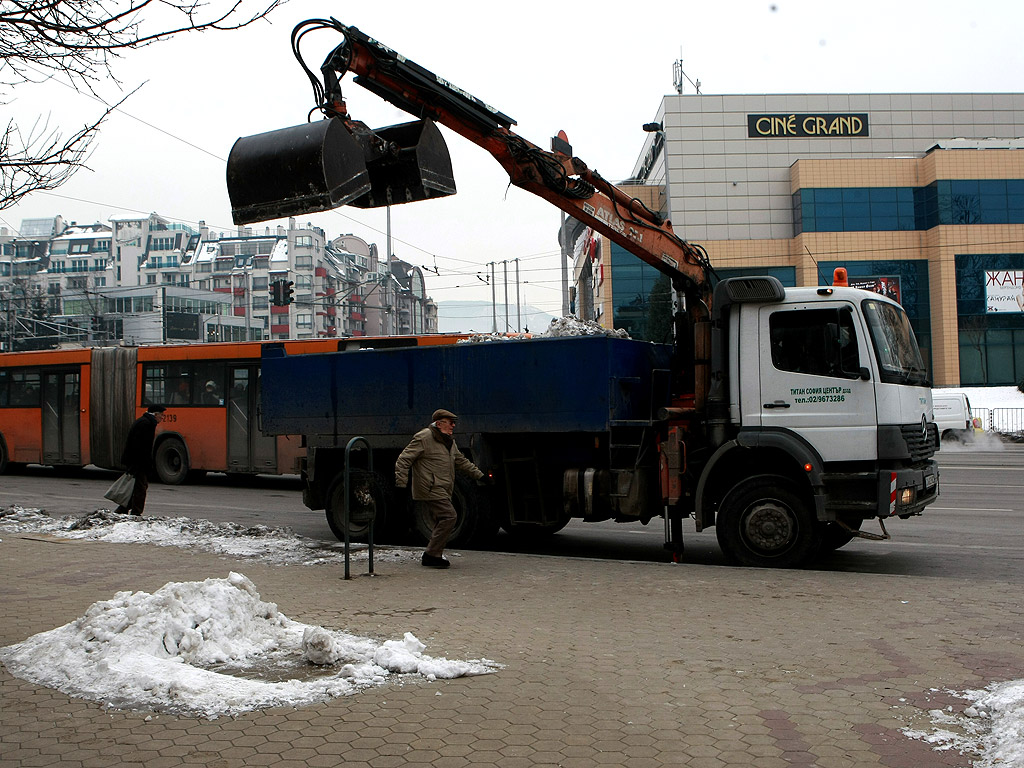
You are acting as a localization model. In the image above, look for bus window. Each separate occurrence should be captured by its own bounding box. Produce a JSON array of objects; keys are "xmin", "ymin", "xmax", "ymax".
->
[
  {"xmin": 0, "ymin": 370, "xmax": 7, "ymax": 407},
  {"xmin": 8, "ymin": 370, "xmax": 41, "ymax": 407},
  {"xmin": 144, "ymin": 363, "xmax": 226, "ymax": 407},
  {"xmin": 194, "ymin": 364, "xmax": 224, "ymax": 406}
]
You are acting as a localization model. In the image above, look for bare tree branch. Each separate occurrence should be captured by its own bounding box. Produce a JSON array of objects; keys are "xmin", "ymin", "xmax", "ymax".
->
[{"xmin": 0, "ymin": 0, "xmax": 284, "ymax": 208}]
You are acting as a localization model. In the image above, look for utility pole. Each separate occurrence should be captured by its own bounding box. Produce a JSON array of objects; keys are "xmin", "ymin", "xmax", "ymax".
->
[
  {"xmin": 560, "ymin": 212, "xmax": 570, "ymax": 317},
  {"xmin": 515, "ymin": 258, "xmax": 521, "ymax": 332},
  {"xmin": 490, "ymin": 261, "xmax": 497, "ymax": 333},
  {"xmin": 502, "ymin": 260, "xmax": 509, "ymax": 333}
]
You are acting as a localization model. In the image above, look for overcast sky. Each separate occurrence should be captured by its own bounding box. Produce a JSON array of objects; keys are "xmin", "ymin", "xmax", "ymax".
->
[{"xmin": 4, "ymin": 0, "xmax": 1023, "ymax": 314}]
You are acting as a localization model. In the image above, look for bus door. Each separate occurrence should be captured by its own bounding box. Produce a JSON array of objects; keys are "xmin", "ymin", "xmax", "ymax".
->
[
  {"xmin": 41, "ymin": 368, "xmax": 82, "ymax": 465},
  {"xmin": 226, "ymin": 365, "xmax": 276, "ymax": 473}
]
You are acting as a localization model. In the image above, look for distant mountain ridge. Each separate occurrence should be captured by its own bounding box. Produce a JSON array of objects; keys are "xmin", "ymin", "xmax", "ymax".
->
[{"xmin": 437, "ymin": 300, "xmax": 557, "ymax": 334}]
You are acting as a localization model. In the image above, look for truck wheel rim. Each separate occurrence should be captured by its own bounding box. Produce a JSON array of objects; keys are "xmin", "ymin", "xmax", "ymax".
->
[{"xmin": 740, "ymin": 501, "xmax": 796, "ymax": 555}]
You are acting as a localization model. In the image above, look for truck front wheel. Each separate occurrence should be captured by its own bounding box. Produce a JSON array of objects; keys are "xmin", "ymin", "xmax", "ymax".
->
[{"xmin": 716, "ymin": 476, "xmax": 822, "ymax": 568}]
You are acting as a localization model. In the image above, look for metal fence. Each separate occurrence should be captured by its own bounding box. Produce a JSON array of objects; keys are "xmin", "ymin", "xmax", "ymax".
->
[{"xmin": 972, "ymin": 407, "xmax": 1024, "ymax": 439}]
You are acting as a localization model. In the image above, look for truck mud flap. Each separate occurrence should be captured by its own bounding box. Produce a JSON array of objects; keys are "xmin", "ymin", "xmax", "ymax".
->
[{"xmin": 227, "ymin": 117, "xmax": 454, "ymax": 224}]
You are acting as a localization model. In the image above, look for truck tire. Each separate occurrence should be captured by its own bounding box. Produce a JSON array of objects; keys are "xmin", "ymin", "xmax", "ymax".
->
[
  {"xmin": 412, "ymin": 475, "xmax": 498, "ymax": 549},
  {"xmin": 154, "ymin": 437, "xmax": 190, "ymax": 485},
  {"xmin": 716, "ymin": 475, "xmax": 822, "ymax": 568},
  {"xmin": 325, "ymin": 469, "xmax": 385, "ymax": 543}
]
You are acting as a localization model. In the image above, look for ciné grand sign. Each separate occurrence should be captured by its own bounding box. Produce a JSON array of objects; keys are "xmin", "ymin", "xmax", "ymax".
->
[{"xmin": 748, "ymin": 113, "xmax": 869, "ymax": 138}]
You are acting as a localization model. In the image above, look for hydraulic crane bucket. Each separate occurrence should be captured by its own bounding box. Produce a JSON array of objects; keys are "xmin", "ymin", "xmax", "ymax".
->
[
  {"xmin": 348, "ymin": 119, "xmax": 456, "ymax": 208},
  {"xmin": 226, "ymin": 118, "xmax": 371, "ymax": 225}
]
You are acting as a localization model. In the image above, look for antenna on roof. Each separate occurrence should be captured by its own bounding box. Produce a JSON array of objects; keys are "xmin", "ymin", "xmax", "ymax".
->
[{"xmin": 673, "ymin": 52, "xmax": 701, "ymax": 95}]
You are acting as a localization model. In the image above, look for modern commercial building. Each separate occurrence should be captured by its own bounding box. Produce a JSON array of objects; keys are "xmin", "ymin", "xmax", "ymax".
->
[{"xmin": 586, "ymin": 92, "xmax": 1024, "ymax": 387}]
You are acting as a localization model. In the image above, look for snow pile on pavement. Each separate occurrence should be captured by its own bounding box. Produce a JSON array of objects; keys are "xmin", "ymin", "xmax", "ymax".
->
[
  {"xmin": 903, "ymin": 681, "xmax": 1024, "ymax": 768},
  {"xmin": 0, "ymin": 506, "xmax": 420, "ymax": 566},
  {"xmin": 0, "ymin": 572, "xmax": 498, "ymax": 718}
]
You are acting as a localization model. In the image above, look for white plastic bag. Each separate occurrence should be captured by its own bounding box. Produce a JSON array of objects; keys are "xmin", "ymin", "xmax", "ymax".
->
[{"xmin": 103, "ymin": 473, "xmax": 135, "ymax": 507}]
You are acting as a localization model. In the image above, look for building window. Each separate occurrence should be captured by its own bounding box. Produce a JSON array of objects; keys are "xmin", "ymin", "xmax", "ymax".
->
[
  {"xmin": 795, "ymin": 179, "xmax": 1024, "ymax": 234},
  {"xmin": 296, "ymin": 313, "xmax": 313, "ymax": 329},
  {"xmin": 294, "ymin": 235, "xmax": 314, "ymax": 248},
  {"xmin": 295, "ymin": 254, "xmax": 313, "ymax": 269}
]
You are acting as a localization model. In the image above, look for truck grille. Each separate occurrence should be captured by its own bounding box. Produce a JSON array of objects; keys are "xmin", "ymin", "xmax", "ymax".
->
[{"xmin": 901, "ymin": 422, "xmax": 938, "ymax": 462}]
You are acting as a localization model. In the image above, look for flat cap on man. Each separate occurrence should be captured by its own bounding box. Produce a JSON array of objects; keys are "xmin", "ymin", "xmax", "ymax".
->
[{"xmin": 432, "ymin": 408, "xmax": 458, "ymax": 422}]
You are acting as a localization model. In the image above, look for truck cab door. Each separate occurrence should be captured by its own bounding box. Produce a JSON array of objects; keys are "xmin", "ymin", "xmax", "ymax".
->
[{"xmin": 754, "ymin": 302, "xmax": 877, "ymax": 462}]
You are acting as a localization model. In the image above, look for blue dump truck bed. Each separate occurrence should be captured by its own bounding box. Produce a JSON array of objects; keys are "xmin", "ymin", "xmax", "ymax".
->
[{"xmin": 261, "ymin": 335, "xmax": 674, "ymax": 438}]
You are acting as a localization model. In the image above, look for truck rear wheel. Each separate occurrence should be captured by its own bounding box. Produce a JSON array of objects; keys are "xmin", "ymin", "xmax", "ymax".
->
[
  {"xmin": 326, "ymin": 470, "xmax": 385, "ymax": 543},
  {"xmin": 412, "ymin": 476, "xmax": 498, "ymax": 548},
  {"xmin": 716, "ymin": 475, "xmax": 822, "ymax": 568}
]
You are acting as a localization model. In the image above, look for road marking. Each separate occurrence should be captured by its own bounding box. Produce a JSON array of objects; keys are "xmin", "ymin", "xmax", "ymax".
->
[{"xmin": 927, "ymin": 507, "xmax": 1013, "ymax": 512}]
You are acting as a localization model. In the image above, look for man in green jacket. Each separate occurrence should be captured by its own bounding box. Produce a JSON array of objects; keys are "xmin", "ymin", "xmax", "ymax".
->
[{"xmin": 395, "ymin": 408, "xmax": 485, "ymax": 568}]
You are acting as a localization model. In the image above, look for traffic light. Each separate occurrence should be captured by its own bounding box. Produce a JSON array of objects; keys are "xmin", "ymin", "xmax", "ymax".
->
[{"xmin": 269, "ymin": 279, "xmax": 294, "ymax": 307}]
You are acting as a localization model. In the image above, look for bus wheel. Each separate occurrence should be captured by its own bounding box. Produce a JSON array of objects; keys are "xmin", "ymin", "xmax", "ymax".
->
[
  {"xmin": 326, "ymin": 470, "xmax": 385, "ymax": 543},
  {"xmin": 716, "ymin": 475, "xmax": 822, "ymax": 568},
  {"xmin": 413, "ymin": 476, "xmax": 499, "ymax": 549},
  {"xmin": 154, "ymin": 438, "xmax": 190, "ymax": 485}
]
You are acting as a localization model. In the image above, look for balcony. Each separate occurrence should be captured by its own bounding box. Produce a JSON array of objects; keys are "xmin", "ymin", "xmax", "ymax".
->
[
  {"xmin": 271, "ymin": 324, "xmax": 289, "ymax": 335},
  {"xmin": 270, "ymin": 304, "xmax": 289, "ymax": 315}
]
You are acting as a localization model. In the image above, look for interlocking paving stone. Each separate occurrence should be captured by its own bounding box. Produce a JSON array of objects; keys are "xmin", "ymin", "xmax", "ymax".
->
[{"xmin": 1, "ymin": 534, "xmax": 1021, "ymax": 767}]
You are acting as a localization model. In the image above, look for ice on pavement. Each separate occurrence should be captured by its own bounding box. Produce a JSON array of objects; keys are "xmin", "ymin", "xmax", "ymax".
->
[{"xmin": 0, "ymin": 571, "xmax": 497, "ymax": 718}]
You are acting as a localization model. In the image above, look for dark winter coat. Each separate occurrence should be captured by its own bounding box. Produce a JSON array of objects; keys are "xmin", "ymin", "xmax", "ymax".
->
[
  {"xmin": 120, "ymin": 412, "xmax": 159, "ymax": 476},
  {"xmin": 395, "ymin": 424, "xmax": 483, "ymax": 501}
]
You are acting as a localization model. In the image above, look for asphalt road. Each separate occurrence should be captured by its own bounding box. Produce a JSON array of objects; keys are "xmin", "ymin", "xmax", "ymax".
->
[{"xmin": 2, "ymin": 443, "xmax": 1022, "ymax": 581}]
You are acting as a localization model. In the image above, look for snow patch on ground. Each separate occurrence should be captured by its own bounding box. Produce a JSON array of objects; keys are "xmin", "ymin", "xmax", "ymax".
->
[
  {"xmin": 0, "ymin": 572, "xmax": 498, "ymax": 718},
  {"xmin": 0, "ymin": 506, "xmax": 419, "ymax": 566},
  {"xmin": 903, "ymin": 681, "xmax": 1024, "ymax": 768}
]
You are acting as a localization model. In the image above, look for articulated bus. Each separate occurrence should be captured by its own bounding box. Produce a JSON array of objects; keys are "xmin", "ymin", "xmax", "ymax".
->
[{"xmin": 0, "ymin": 335, "xmax": 464, "ymax": 482}]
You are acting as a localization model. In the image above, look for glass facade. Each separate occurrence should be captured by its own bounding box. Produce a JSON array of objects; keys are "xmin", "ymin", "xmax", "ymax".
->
[
  {"xmin": 954, "ymin": 253, "xmax": 1024, "ymax": 385},
  {"xmin": 609, "ymin": 243, "xmax": 674, "ymax": 343},
  {"xmin": 795, "ymin": 179, "xmax": 1024, "ymax": 233},
  {"xmin": 821, "ymin": 259, "xmax": 932, "ymax": 376},
  {"xmin": 610, "ymin": 244, "xmax": 797, "ymax": 342}
]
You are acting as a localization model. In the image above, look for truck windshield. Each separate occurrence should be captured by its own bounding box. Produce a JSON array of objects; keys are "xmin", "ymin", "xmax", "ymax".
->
[{"xmin": 862, "ymin": 299, "xmax": 929, "ymax": 385}]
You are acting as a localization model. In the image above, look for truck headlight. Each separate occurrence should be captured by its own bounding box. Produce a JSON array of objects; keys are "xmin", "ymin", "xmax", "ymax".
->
[{"xmin": 899, "ymin": 487, "xmax": 916, "ymax": 506}]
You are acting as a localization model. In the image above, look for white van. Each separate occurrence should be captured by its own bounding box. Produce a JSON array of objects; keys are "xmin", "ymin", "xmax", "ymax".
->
[{"xmin": 932, "ymin": 391, "xmax": 974, "ymax": 441}]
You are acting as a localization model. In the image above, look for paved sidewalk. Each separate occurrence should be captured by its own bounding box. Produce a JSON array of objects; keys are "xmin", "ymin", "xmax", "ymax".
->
[{"xmin": 2, "ymin": 533, "xmax": 1021, "ymax": 767}]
